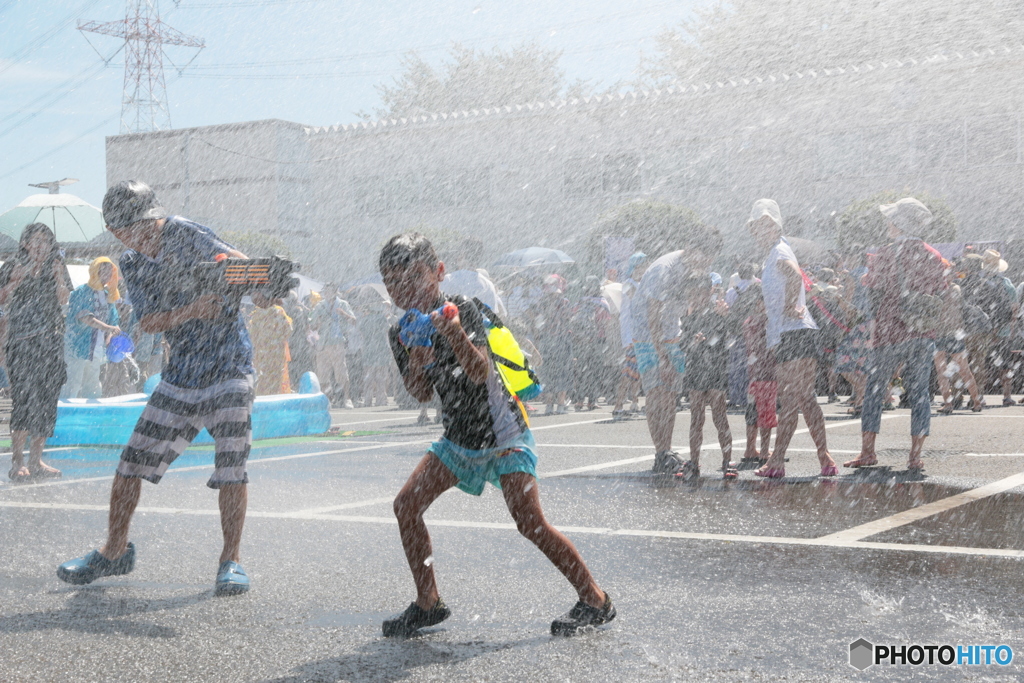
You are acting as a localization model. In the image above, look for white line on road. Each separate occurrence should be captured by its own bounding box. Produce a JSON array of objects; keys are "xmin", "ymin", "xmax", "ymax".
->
[
  {"xmin": 4, "ymin": 499, "xmax": 1024, "ymax": 560},
  {"xmin": 542, "ymin": 416, "xmax": 899, "ymax": 478},
  {"xmin": 965, "ymin": 453, "xmax": 1024, "ymax": 457},
  {"xmin": 817, "ymin": 470, "xmax": 1024, "ymax": 544}
]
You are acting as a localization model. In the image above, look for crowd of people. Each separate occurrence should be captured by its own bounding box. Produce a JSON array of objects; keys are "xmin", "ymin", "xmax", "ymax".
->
[{"xmin": 4, "ymin": 178, "xmax": 1020, "ymax": 639}]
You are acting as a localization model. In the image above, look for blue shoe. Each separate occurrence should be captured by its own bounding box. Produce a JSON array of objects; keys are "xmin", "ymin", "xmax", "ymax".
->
[
  {"xmin": 57, "ymin": 543, "xmax": 136, "ymax": 585},
  {"xmin": 215, "ymin": 560, "xmax": 250, "ymax": 596}
]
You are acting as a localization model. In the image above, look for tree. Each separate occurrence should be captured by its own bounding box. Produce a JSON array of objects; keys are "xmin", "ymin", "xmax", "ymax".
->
[
  {"xmin": 581, "ymin": 199, "xmax": 713, "ymax": 272},
  {"xmin": 364, "ymin": 42, "xmax": 600, "ymax": 120},
  {"xmin": 834, "ymin": 190, "xmax": 956, "ymax": 250},
  {"xmin": 640, "ymin": 0, "xmax": 1024, "ymax": 87}
]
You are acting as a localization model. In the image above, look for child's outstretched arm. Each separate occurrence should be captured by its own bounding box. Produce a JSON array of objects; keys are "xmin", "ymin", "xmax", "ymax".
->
[{"xmin": 431, "ymin": 308, "xmax": 490, "ymax": 385}]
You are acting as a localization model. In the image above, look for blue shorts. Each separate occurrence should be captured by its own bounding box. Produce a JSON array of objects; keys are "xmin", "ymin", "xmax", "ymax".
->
[
  {"xmin": 634, "ymin": 341, "xmax": 685, "ymax": 393},
  {"xmin": 430, "ymin": 430, "xmax": 539, "ymax": 496}
]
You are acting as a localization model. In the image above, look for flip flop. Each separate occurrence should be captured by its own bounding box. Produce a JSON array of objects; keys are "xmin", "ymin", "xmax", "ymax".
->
[
  {"xmin": 28, "ymin": 465, "xmax": 62, "ymax": 480},
  {"xmin": 820, "ymin": 465, "xmax": 839, "ymax": 477},
  {"xmin": 754, "ymin": 466, "xmax": 784, "ymax": 479},
  {"xmin": 8, "ymin": 466, "xmax": 32, "ymax": 484},
  {"xmin": 723, "ymin": 467, "xmax": 739, "ymax": 480},
  {"xmin": 843, "ymin": 457, "xmax": 878, "ymax": 468}
]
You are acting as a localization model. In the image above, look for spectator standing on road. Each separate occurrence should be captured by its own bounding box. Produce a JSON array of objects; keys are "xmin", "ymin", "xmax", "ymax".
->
[
  {"xmin": 570, "ymin": 275, "xmax": 612, "ymax": 411},
  {"xmin": 747, "ymin": 199, "xmax": 837, "ymax": 479},
  {"xmin": 441, "ymin": 238, "xmax": 507, "ymax": 318},
  {"xmin": 311, "ymin": 283, "xmax": 355, "ymax": 408},
  {"xmin": 57, "ymin": 180, "xmax": 267, "ymax": 595},
  {"xmin": 725, "ymin": 263, "xmax": 759, "ymax": 408},
  {"xmin": 739, "ymin": 285, "xmax": 777, "ymax": 464},
  {"xmin": 534, "ymin": 274, "xmax": 573, "ymax": 415},
  {"xmin": 977, "ymin": 250, "xmax": 1018, "ymax": 406},
  {"xmin": 631, "ymin": 231, "xmax": 721, "ymax": 476},
  {"xmin": 844, "ymin": 198, "xmax": 947, "ymax": 472},
  {"xmin": 359, "ymin": 299, "xmax": 393, "ymax": 407},
  {"xmin": 249, "ymin": 302, "xmax": 293, "ymax": 395},
  {"xmin": 679, "ymin": 274, "xmax": 735, "ymax": 479},
  {"xmin": 0, "ymin": 223, "xmax": 72, "ymax": 483},
  {"xmin": 283, "ymin": 292, "xmax": 315, "ymax": 390},
  {"xmin": 62, "ymin": 256, "xmax": 121, "ymax": 400},
  {"xmin": 934, "ymin": 268, "xmax": 984, "ymax": 413},
  {"xmin": 612, "ymin": 253, "xmax": 647, "ymax": 419}
]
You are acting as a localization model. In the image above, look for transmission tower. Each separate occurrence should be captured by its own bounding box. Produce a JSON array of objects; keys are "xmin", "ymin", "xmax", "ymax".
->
[{"xmin": 79, "ymin": 1, "xmax": 204, "ymax": 134}]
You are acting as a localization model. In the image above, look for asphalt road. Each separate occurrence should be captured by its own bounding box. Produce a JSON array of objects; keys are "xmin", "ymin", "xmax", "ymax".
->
[{"xmin": 3, "ymin": 398, "xmax": 1024, "ymax": 681}]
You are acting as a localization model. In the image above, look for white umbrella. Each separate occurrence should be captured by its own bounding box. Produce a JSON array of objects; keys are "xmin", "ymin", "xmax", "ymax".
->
[{"xmin": 0, "ymin": 193, "xmax": 106, "ymax": 244}]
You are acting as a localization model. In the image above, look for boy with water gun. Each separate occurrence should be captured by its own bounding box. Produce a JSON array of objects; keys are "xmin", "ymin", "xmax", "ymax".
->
[{"xmin": 379, "ymin": 232, "xmax": 615, "ymax": 637}]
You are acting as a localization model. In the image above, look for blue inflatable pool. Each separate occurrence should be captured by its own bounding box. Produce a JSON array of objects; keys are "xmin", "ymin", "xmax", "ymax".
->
[{"xmin": 50, "ymin": 372, "xmax": 332, "ymax": 447}]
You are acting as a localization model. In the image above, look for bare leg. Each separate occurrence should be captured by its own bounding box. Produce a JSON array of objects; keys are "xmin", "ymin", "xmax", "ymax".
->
[
  {"xmin": 845, "ymin": 431, "xmax": 878, "ymax": 467},
  {"xmin": 743, "ymin": 423, "xmax": 758, "ymax": 460},
  {"xmin": 934, "ymin": 351, "xmax": 952, "ymax": 404},
  {"xmin": 908, "ymin": 435, "xmax": 926, "ymax": 468},
  {"xmin": 952, "ymin": 351, "xmax": 981, "ymax": 406},
  {"xmin": 688, "ymin": 390, "xmax": 707, "ymax": 465},
  {"xmin": 393, "ymin": 452, "xmax": 458, "ymax": 609},
  {"xmin": 26, "ymin": 435, "xmax": 58, "ymax": 474},
  {"xmin": 709, "ymin": 390, "xmax": 732, "ymax": 466},
  {"xmin": 761, "ymin": 358, "xmax": 832, "ymax": 471},
  {"xmin": 100, "ymin": 474, "xmax": 142, "ymax": 560},
  {"xmin": 645, "ymin": 385, "xmax": 676, "ymax": 453},
  {"xmin": 218, "ymin": 483, "xmax": 247, "ymax": 564},
  {"xmin": 500, "ymin": 471, "xmax": 604, "ymax": 608},
  {"xmin": 9, "ymin": 430, "xmax": 28, "ymax": 476},
  {"xmin": 759, "ymin": 426, "xmax": 773, "ymax": 459}
]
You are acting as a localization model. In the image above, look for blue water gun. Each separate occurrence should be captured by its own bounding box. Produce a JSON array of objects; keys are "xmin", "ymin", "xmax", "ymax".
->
[{"xmin": 399, "ymin": 302, "xmax": 459, "ymax": 347}]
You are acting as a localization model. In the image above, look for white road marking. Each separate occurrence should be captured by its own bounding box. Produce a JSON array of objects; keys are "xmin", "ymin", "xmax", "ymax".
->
[
  {"xmin": 4, "ymin": 499, "xmax": 1023, "ymax": 560},
  {"xmin": 817, "ymin": 471, "xmax": 1024, "ymax": 544},
  {"xmin": 285, "ymin": 496, "xmax": 395, "ymax": 516},
  {"xmin": 965, "ymin": 453, "xmax": 1024, "ymax": 457},
  {"xmin": 329, "ymin": 416, "xmax": 426, "ymax": 426},
  {"xmin": 542, "ymin": 416, "xmax": 899, "ymax": 478}
]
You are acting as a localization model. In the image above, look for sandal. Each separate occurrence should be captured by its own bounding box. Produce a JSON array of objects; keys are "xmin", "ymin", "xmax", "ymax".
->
[
  {"xmin": 673, "ymin": 460, "xmax": 700, "ymax": 482},
  {"xmin": 907, "ymin": 459, "xmax": 925, "ymax": 471},
  {"xmin": 972, "ymin": 400, "xmax": 985, "ymax": 413},
  {"xmin": 843, "ymin": 456, "xmax": 878, "ymax": 468},
  {"xmin": 722, "ymin": 460, "xmax": 739, "ymax": 480},
  {"xmin": 8, "ymin": 466, "xmax": 32, "ymax": 484},
  {"xmin": 754, "ymin": 466, "xmax": 784, "ymax": 478},
  {"xmin": 28, "ymin": 464, "xmax": 62, "ymax": 480},
  {"xmin": 938, "ymin": 403, "xmax": 954, "ymax": 415}
]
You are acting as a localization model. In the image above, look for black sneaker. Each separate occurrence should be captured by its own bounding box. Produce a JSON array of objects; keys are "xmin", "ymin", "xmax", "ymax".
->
[
  {"xmin": 382, "ymin": 599, "xmax": 451, "ymax": 637},
  {"xmin": 551, "ymin": 593, "xmax": 616, "ymax": 636},
  {"xmin": 652, "ymin": 450, "xmax": 684, "ymax": 474}
]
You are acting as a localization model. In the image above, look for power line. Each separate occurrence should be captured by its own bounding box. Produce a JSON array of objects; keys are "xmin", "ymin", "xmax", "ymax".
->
[
  {"xmin": 0, "ymin": 0, "xmax": 102, "ymax": 76},
  {"xmin": 0, "ymin": 113, "xmax": 117, "ymax": 181},
  {"xmin": 0, "ymin": 51, "xmax": 119, "ymax": 139}
]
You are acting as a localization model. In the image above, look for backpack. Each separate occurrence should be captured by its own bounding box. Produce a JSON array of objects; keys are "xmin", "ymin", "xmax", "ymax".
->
[{"xmin": 470, "ymin": 298, "xmax": 543, "ymax": 402}]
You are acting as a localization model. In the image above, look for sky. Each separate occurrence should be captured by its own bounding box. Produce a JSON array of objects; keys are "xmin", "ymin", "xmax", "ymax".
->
[{"xmin": 0, "ymin": 0, "xmax": 710, "ymax": 216}]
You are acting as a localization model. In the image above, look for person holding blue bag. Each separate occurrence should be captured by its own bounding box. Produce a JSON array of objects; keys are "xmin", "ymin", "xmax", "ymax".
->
[{"xmin": 62, "ymin": 256, "xmax": 122, "ymax": 399}]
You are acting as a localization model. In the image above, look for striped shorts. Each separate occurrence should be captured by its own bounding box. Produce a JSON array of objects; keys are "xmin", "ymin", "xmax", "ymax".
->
[{"xmin": 116, "ymin": 375, "xmax": 254, "ymax": 489}]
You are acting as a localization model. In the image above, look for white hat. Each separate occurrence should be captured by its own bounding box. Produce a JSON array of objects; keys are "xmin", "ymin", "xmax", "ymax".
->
[
  {"xmin": 982, "ymin": 249, "xmax": 1009, "ymax": 273},
  {"xmin": 747, "ymin": 198, "xmax": 783, "ymax": 228},
  {"xmin": 879, "ymin": 197, "xmax": 933, "ymax": 236}
]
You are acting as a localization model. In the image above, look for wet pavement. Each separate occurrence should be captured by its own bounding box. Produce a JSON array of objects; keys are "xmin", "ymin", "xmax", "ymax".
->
[{"xmin": 3, "ymin": 398, "xmax": 1024, "ymax": 681}]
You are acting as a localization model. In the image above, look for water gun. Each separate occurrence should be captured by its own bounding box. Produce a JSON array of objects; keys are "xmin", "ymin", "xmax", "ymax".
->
[
  {"xmin": 399, "ymin": 302, "xmax": 458, "ymax": 347},
  {"xmin": 192, "ymin": 254, "xmax": 300, "ymax": 316}
]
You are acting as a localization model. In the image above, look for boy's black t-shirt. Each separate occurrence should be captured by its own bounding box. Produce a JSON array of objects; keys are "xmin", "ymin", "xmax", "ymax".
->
[
  {"xmin": 679, "ymin": 307, "xmax": 728, "ymax": 374},
  {"xmin": 389, "ymin": 295, "xmax": 527, "ymax": 450}
]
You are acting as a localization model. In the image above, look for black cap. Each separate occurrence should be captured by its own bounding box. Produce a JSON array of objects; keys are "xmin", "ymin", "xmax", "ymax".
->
[{"xmin": 102, "ymin": 180, "xmax": 166, "ymax": 230}]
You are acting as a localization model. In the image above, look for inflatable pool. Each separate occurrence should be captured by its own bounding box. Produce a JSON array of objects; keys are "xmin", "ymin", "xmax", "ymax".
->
[{"xmin": 49, "ymin": 372, "xmax": 331, "ymax": 447}]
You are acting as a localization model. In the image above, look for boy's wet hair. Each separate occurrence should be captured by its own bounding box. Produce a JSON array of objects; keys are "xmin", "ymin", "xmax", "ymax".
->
[{"xmin": 379, "ymin": 232, "xmax": 440, "ymax": 273}]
